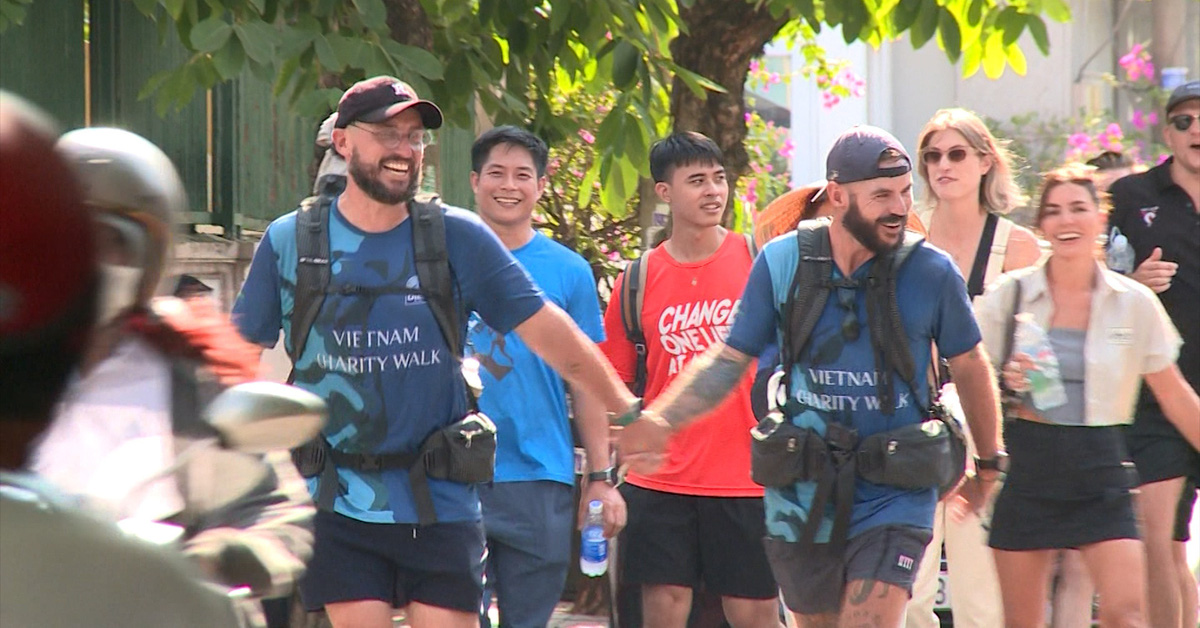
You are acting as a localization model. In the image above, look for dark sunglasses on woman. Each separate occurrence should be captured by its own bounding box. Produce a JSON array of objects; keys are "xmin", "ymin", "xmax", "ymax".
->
[{"xmin": 921, "ymin": 147, "xmax": 973, "ymax": 165}]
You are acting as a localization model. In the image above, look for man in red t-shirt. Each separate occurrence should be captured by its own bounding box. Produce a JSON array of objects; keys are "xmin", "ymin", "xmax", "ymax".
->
[{"xmin": 601, "ymin": 132, "xmax": 782, "ymax": 628}]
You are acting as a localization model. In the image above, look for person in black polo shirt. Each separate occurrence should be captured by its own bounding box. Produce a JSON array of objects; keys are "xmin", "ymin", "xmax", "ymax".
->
[{"xmin": 1107, "ymin": 79, "xmax": 1200, "ymax": 628}]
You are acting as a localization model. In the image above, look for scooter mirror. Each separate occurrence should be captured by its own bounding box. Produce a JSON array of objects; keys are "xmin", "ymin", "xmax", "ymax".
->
[{"xmin": 204, "ymin": 382, "xmax": 326, "ymax": 453}]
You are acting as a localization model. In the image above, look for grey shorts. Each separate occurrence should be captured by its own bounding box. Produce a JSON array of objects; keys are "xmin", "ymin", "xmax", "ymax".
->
[{"xmin": 764, "ymin": 525, "xmax": 932, "ymax": 615}]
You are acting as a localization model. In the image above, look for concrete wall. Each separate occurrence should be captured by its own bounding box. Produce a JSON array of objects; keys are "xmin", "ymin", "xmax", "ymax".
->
[
  {"xmin": 168, "ymin": 235, "xmax": 255, "ymax": 312},
  {"xmin": 767, "ymin": 0, "xmax": 1198, "ymax": 192}
]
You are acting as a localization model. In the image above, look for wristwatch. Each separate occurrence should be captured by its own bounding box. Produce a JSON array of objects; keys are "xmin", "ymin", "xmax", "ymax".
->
[
  {"xmin": 974, "ymin": 452, "xmax": 1010, "ymax": 474},
  {"xmin": 587, "ymin": 467, "xmax": 617, "ymax": 485}
]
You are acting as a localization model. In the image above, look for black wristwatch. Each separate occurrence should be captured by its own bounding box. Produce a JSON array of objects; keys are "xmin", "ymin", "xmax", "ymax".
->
[
  {"xmin": 974, "ymin": 452, "xmax": 1010, "ymax": 474},
  {"xmin": 587, "ymin": 467, "xmax": 617, "ymax": 485}
]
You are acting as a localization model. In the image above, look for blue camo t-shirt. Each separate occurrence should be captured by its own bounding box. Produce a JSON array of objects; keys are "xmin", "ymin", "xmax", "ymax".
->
[
  {"xmin": 725, "ymin": 233, "xmax": 980, "ymax": 542},
  {"xmin": 466, "ymin": 232, "xmax": 604, "ymax": 485},
  {"xmin": 233, "ymin": 198, "xmax": 545, "ymax": 524}
]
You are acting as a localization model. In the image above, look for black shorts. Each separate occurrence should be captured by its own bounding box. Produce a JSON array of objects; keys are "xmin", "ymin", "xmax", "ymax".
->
[
  {"xmin": 764, "ymin": 525, "xmax": 932, "ymax": 615},
  {"xmin": 617, "ymin": 484, "xmax": 777, "ymax": 599},
  {"xmin": 1125, "ymin": 426, "xmax": 1200, "ymax": 542},
  {"xmin": 1175, "ymin": 475, "xmax": 1198, "ymax": 543},
  {"xmin": 990, "ymin": 420, "xmax": 1139, "ymax": 550},
  {"xmin": 299, "ymin": 510, "xmax": 485, "ymax": 613},
  {"xmin": 1125, "ymin": 423, "xmax": 1200, "ymax": 484}
]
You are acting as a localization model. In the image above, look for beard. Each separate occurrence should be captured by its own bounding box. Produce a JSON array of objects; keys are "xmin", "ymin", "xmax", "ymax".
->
[
  {"xmin": 843, "ymin": 195, "xmax": 905, "ymax": 256},
  {"xmin": 347, "ymin": 148, "xmax": 419, "ymax": 205}
]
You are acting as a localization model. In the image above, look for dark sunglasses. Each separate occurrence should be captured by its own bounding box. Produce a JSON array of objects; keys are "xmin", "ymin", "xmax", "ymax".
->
[
  {"xmin": 1168, "ymin": 114, "xmax": 1198, "ymax": 132},
  {"xmin": 835, "ymin": 285, "xmax": 860, "ymax": 342},
  {"xmin": 921, "ymin": 147, "xmax": 972, "ymax": 165}
]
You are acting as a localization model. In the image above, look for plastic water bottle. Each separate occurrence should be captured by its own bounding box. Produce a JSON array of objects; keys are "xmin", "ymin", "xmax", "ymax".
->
[
  {"xmin": 580, "ymin": 500, "xmax": 608, "ymax": 577},
  {"xmin": 1107, "ymin": 227, "xmax": 1135, "ymax": 274},
  {"xmin": 1013, "ymin": 313, "xmax": 1068, "ymax": 411}
]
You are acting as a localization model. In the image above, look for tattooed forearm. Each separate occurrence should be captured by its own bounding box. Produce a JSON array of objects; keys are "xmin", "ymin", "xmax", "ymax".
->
[{"xmin": 649, "ymin": 342, "xmax": 753, "ymax": 429}]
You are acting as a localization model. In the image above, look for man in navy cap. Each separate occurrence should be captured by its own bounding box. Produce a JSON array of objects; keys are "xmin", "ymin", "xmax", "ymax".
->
[
  {"xmin": 1108, "ymin": 79, "xmax": 1200, "ymax": 628},
  {"xmin": 618, "ymin": 125, "xmax": 1004, "ymax": 626},
  {"xmin": 233, "ymin": 77, "xmax": 639, "ymax": 628}
]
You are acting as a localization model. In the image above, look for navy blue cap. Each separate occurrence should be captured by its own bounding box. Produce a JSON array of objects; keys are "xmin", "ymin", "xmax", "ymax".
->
[{"xmin": 825, "ymin": 125, "xmax": 911, "ymax": 184}]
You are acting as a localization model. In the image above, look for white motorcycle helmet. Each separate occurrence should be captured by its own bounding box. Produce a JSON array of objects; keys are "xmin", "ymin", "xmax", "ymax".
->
[{"xmin": 56, "ymin": 128, "xmax": 187, "ymax": 320}]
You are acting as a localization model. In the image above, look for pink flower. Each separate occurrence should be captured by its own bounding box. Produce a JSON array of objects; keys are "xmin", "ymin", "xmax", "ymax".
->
[
  {"xmin": 1131, "ymin": 109, "xmax": 1147, "ymax": 131},
  {"xmin": 578, "ymin": 129, "xmax": 595, "ymax": 144},
  {"xmin": 744, "ymin": 111, "xmax": 753, "ymax": 124},
  {"xmin": 1157, "ymin": 153, "xmax": 1170, "ymax": 165},
  {"xmin": 1146, "ymin": 112, "xmax": 1158, "ymax": 126},
  {"xmin": 1105, "ymin": 123, "xmax": 1123, "ymax": 138},
  {"xmin": 822, "ymin": 92, "xmax": 841, "ymax": 109},
  {"xmin": 778, "ymin": 138, "xmax": 795, "ymax": 159},
  {"xmin": 769, "ymin": 72, "xmax": 781, "ymax": 85},
  {"xmin": 1067, "ymin": 133, "xmax": 1091, "ymax": 150},
  {"xmin": 749, "ymin": 60, "xmax": 760, "ymax": 73}
]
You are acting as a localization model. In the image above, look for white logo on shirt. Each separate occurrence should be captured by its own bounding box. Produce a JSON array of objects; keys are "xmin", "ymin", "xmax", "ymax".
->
[
  {"xmin": 405, "ymin": 275, "xmax": 425, "ymax": 304},
  {"xmin": 1139, "ymin": 206, "xmax": 1159, "ymax": 227},
  {"xmin": 1107, "ymin": 327, "xmax": 1133, "ymax": 345}
]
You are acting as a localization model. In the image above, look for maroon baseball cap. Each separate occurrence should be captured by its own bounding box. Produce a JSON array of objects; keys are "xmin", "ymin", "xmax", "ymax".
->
[
  {"xmin": 0, "ymin": 92, "xmax": 97, "ymax": 345},
  {"xmin": 334, "ymin": 76, "xmax": 443, "ymax": 130}
]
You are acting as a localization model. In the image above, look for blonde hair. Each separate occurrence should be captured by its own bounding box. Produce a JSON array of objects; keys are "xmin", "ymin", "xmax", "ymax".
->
[{"xmin": 916, "ymin": 108, "xmax": 1026, "ymax": 215}]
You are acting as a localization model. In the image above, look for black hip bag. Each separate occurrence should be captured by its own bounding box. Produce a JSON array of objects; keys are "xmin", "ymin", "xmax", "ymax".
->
[
  {"xmin": 751, "ymin": 402, "xmax": 965, "ymax": 495},
  {"xmin": 293, "ymin": 411, "xmax": 497, "ymax": 525}
]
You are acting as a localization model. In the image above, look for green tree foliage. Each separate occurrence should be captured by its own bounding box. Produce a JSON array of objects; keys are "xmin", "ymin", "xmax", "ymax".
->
[{"xmin": 0, "ymin": 0, "xmax": 1071, "ymax": 220}]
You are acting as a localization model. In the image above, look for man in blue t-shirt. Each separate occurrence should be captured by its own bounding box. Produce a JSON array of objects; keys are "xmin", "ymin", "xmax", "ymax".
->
[
  {"xmin": 465, "ymin": 126, "xmax": 626, "ymax": 628},
  {"xmin": 617, "ymin": 126, "xmax": 1005, "ymax": 627},
  {"xmin": 233, "ymin": 77, "xmax": 639, "ymax": 628}
]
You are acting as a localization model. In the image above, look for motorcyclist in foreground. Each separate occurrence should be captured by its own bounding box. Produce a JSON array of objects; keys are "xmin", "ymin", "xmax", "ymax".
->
[
  {"xmin": 29, "ymin": 124, "xmax": 315, "ymax": 625},
  {"xmin": 0, "ymin": 90, "xmax": 242, "ymax": 627}
]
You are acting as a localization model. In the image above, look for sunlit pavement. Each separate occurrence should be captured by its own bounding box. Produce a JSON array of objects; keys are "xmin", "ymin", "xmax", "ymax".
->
[{"xmin": 391, "ymin": 602, "xmax": 609, "ymax": 627}]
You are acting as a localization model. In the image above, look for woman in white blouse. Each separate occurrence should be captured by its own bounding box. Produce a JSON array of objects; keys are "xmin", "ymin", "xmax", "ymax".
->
[{"xmin": 975, "ymin": 165, "xmax": 1200, "ymax": 628}]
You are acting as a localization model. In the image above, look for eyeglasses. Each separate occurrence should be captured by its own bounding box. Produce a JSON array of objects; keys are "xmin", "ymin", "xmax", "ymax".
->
[
  {"xmin": 352, "ymin": 124, "xmax": 435, "ymax": 150},
  {"xmin": 1168, "ymin": 114, "xmax": 1198, "ymax": 132},
  {"xmin": 921, "ymin": 147, "xmax": 972, "ymax": 166},
  {"xmin": 835, "ymin": 285, "xmax": 860, "ymax": 342}
]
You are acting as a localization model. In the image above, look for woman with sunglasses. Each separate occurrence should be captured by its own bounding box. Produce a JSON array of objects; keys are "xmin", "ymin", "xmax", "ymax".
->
[
  {"xmin": 975, "ymin": 165, "xmax": 1200, "ymax": 628},
  {"xmin": 905, "ymin": 108, "xmax": 1042, "ymax": 628}
]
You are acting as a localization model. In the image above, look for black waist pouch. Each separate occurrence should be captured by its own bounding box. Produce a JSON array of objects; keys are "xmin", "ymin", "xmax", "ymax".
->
[
  {"xmin": 857, "ymin": 404, "xmax": 966, "ymax": 494},
  {"xmin": 750, "ymin": 413, "xmax": 828, "ymax": 487},
  {"xmin": 420, "ymin": 411, "xmax": 497, "ymax": 484}
]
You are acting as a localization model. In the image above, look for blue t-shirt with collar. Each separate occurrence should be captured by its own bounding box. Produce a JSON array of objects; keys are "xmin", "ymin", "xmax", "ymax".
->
[
  {"xmin": 725, "ymin": 232, "xmax": 980, "ymax": 542},
  {"xmin": 466, "ymin": 232, "xmax": 605, "ymax": 485},
  {"xmin": 233, "ymin": 197, "xmax": 546, "ymax": 524}
]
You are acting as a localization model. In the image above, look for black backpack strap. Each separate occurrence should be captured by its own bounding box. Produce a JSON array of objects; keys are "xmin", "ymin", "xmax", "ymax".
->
[
  {"xmin": 290, "ymin": 194, "xmax": 334, "ymax": 380},
  {"xmin": 410, "ymin": 199, "xmax": 474, "ymax": 416},
  {"xmin": 410, "ymin": 200, "xmax": 459, "ymax": 353},
  {"xmin": 782, "ymin": 219, "xmax": 834, "ymax": 379},
  {"xmin": 998, "ymin": 276, "xmax": 1025, "ymax": 411},
  {"xmin": 864, "ymin": 230, "xmax": 926, "ymax": 415},
  {"xmin": 966, "ymin": 213, "xmax": 999, "ymax": 299},
  {"xmin": 620, "ymin": 249, "xmax": 652, "ymax": 396}
]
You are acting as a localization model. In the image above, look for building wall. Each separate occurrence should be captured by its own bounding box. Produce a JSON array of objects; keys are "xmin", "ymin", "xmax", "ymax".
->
[{"xmin": 770, "ymin": 0, "xmax": 1197, "ymax": 192}]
